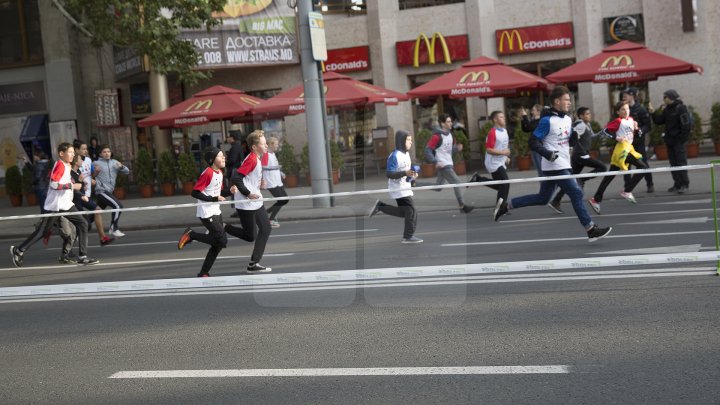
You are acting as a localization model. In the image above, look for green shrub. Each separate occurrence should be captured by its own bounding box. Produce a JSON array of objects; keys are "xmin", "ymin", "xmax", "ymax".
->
[
  {"xmin": 478, "ymin": 121, "xmax": 493, "ymax": 156},
  {"xmin": 134, "ymin": 148, "xmax": 154, "ymax": 186},
  {"xmin": 177, "ymin": 152, "xmax": 197, "ymax": 183},
  {"xmin": 452, "ymin": 129, "xmax": 470, "ymax": 163},
  {"xmin": 158, "ymin": 151, "xmax": 177, "ymax": 184},
  {"xmin": 688, "ymin": 106, "xmax": 704, "ymax": 144},
  {"xmin": 709, "ymin": 103, "xmax": 720, "ymax": 142},
  {"xmin": 415, "ymin": 128, "xmax": 433, "ymax": 163},
  {"xmin": 21, "ymin": 164, "xmax": 33, "ymax": 194},
  {"xmin": 115, "ymin": 171, "xmax": 128, "ymax": 189},
  {"xmin": 329, "ymin": 140, "xmax": 344, "ymax": 171},
  {"xmin": 511, "ymin": 126, "xmax": 530, "ymax": 157},
  {"xmin": 277, "ymin": 142, "xmax": 299, "ymax": 175},
  {"xmin": 5, "ymin": 165, "xmax": 22, "ymax": 195}
]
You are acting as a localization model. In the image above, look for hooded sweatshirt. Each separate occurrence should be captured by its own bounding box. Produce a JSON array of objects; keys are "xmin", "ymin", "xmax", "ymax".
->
[
  {"xmin": 93, "ymin": 156, "xmax": 129, "ymax": 194},
  {"xmin": 386, "ymin": 130, "xmax": 413, "ymax": 200}
]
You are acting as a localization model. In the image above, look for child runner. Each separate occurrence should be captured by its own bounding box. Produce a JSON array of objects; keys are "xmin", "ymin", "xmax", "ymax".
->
[
  {"xmin": 367, "ymin": 130, "xmax": 422, "ymax": 243},
  {"xmin": 468, "ymin": 110, "xmax": 511, "ymax": 219},
  {"xmin": 10, "ymin": 143, "xmax": 99, "ymax": 267},
  {"xmin": 71, "ymin": 154, "xmax": 115, "ymax": 246},
  {"xmin": 547, "ymin": 107, "xmax": 607, "ymax": 214},
  {"xmin": 230, "ymin": 130, "xmax": 273, "ymax": 273},
  {"xmin": 262, "ymin": 137, "xmax": 289, "ymax": 228},
  {"xmin": 177, "ymin": 148, "xmax": 241, "ymax": 277},
  {"xmin": 94, "ymin": 144, "xmax": 130, "ymax": 237},
  {"xmin": 587, "ymin": 101, "xmax": 648, "ymax": 214},
  {"xmin": 493, "ymin": 86, "xmax": 612, "ymax": 242}
]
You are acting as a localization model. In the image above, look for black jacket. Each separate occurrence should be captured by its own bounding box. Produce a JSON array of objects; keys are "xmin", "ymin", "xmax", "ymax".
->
[
  {"xmin": 629, "ymin": 103, "xmax": 651, "ymax": 151},
  {"xmin": 652, "ymin": 100, "xmax": 691, "ymax": 145},
  {"xmin": 226, "ymin": 143, "xmax": 244, "ymax": 173}
]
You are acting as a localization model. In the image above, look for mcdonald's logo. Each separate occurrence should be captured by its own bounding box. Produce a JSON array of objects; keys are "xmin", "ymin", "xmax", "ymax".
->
[
  {"xmin": 498, "ymin": 30, "xmax": 523, "ymax": 54},
  {"xmin": 185, "ymin": 99, "xmax": 213, "ymax": 111},
  {"xmin": 240, "ymin": 96, "xmax": 260, "ymax": 106},
  {"xmin": 413, "ymin": 32, "xmax": 451, "ymax": 68},
  {"xmin": 601, "ymin": 54, "xmax": 633, "ymax": 68},
  {"xmin": 459, "ymin": 71, "xmax": 490, "ymax": 83}
]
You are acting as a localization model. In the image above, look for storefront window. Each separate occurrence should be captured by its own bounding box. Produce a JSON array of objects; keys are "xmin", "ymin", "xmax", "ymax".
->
[
  {"xmin": 399, "ymin": 0, "xmax": 465, "ymax": 10},
  {"xmin": 0, "ymin": 0, "xmax": 43, "ymax": 69},
  {"xmin": 314, "ymin": 0, "xmax": 366, "ymax": 14}
]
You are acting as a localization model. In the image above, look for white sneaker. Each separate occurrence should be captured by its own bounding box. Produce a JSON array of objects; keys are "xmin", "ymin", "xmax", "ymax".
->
[
  {"xmin": 269, "ymin": 220, "xmax": 280, "ymax": 228},
  {"xmin": 110, "ymin": 229, "xmax": 126, "ymax": 237},
  {"xmin": 619, "ymin": 191, "xmax": 637, "ymax": 204}
]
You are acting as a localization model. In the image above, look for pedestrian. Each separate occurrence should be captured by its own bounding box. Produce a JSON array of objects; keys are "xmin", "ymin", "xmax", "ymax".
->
[
  {"xmin": 88, "ymin": 136, "xmax": 100, "ymax": 161},
  {"xmin": 70, "ymin": 154, "xmax": 114, "ymax": 247},
  {"xmin": 177, "ymin": 148, "xmax": 241, "ymax": 277},
  {"xmin": 367, "ymin": 130, "xmax": 422, "ymax": 243},
  {"xmin": 521, "ymin": 104, "xmax": 544, "ymax": 176},
  {"xmin": 468, "ymin": 110, "xmax": 511, "ymax": 219},
  {"xmin": 650, "ymin": 89, "xmax": 691, "ymax": 193},
  {"xmin": 587, "ymin": 101, "xmax": 648, "ymax": 214},
  {"xmin": 425, "ymin": 113, "xmax": 474, "ymax": 214},
  {"xmin": 262, "ymin": 137, "xmax": 289, "ymax": 228},
  {"xmin": 547, "ymin": 107, "xmax": 607, "ymax": 214},
  {"xmin": 93, "ymin": 144, "xmax": 130, "ymax": 237},
  {"xmin": 10, "ymin": 142, "xmax": 99, "ymax": 267},
  {"xmin": 29, "ymin": 148, "xmax": 50, "ymax": 212},
  {"xmin": 229, "ymin": 130, "xmax": 272, "ymax": 273},
  {"xmin": 622, "ymin": 87, "xmax": 654, "ymax": 193},
  {"xmin": 493, "ymin": 86, "xmax": 612, "ymax": 242}
]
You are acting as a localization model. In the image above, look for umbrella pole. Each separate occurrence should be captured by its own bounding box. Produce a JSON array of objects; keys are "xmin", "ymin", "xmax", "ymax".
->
[{"xmin": 221, "ymin": 120, "xmax": 227, "ymax": 142}]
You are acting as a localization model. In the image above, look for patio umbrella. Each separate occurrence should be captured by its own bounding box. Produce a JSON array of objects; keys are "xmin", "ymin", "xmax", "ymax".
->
[
  {"xmin": 138, "ymin": 85, "xmax": 262, "ymax": 128},
  {"xmin": 406, "ymin": 56, "xmax": 551, "ymax": 99},
  {"xmin": 546, "ymin": 40, "xmax": 703, "ymax": 84},
  {"xmin": 251, "ymin": 71, "xmax": 410, "ymax": 117}
]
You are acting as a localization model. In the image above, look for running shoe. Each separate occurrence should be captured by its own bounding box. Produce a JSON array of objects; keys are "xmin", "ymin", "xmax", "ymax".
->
[
  {"xmin": 492, "ymin": 200, "xmax": 508, "ymax": 222},
  {"xmin": 269, "ymin": 219, "xmax": 280, "ymax": 228},
  {"xmin": 469, "ymin": 171, "xmax": 479, "ymax": 183},
  {"xmin": 42, "ymin": 231, "xmax": 52, "ymax": 246},
  {"xmin": 667, "ymin": 186, "xmax": 679, "ymax": 192},
  {"xmin": 677, "ymin": 186, "xmax": 688, "ymax": 194},
  {"xmin": 367, "ymin": 200, "xmax": 381, "ymax": 218},
  {"xmin": 77, "ymin": 256, "xmax": 99, "ymax": 265},
  {"xmin": 58, "ymin": 255, "xmax": 74, "ymax": 265},
  {"xmin": 647, "ymin": 185, "xmax": 655, "ymax": 193},
  {"xmin": 547, "ymin": 200, "xmax": 564, "ymax": 214},
  {"xmin": 247, "ymin": 263, "xmax": 272, "ymax": 273},
  {"xmin": 178, "ymin": 227, "xmax": 193, "ymax": 250},
  {"xmin": 401, "ymin": 236, "xmax": 423, "ymax": 244},
  {"xmin": 10, "ymin": 246, "xmax": 23, "ymax": 268},
  {"xmin": 461, "ymin": 205, "xmax": 475, "ymax": 214},
  {"xmin": 619, "ymin": 191, "xmax": 637, "ymax": 203},
  {"xmin": 587, "ymin": 225, "xmax": 612, "ymax": 242},
  {"xmin": 110, "ymin": 229, "xmax": 126, "ymax": 237},
  {"xmin": 100, "ymin": 236, "xmax": 115, "ymax": 246},
  {"xmin": 587, "ymin": 198, "xmax": 601, "ymax": 214},
  {"xmin": 197, "ymin": 272, "xmax": 210, "ymax": 278}
]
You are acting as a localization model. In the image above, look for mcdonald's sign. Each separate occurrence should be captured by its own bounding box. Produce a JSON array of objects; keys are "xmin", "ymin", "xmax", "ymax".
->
[
  {"xmin": 600, "ymin": 54, "xmax": 633, "ymax": 68},
  {"xmin": 496, "ymin": 23, "xmax": 574, "ymax": 55},
  {"xmin": 184, "ymin": 99, "xmax": 213, "ymax": 112},
  {"xmin": 459, "ymin": 71, "xmax": 490, "ymax": 84},
  {"xmin": 396, "ymin": 34, "xmax": 469, "ymax": 67}
]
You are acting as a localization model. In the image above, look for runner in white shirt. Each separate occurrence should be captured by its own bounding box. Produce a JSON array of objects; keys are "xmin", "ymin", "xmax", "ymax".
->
[
  {"xmin": 468, "ymin": 111, "xmax": 511, "ymax": 220},
  {"xmin": 262, "ymin": 137, "xmax": 289, "ymax": 228}
]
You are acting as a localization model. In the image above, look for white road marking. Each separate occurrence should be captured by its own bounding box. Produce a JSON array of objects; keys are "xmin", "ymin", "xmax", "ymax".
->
[
  {"xmin": 617, "ymin": 217, "xmax": 709, "ymax": 225},
  {"xmin": 441, "ymin": 230, "xmax": 715, "ymax": 247},
  {"xmin": 109, "ymin": 365, "xmax": 572, "ymax": 378},
  {"xmin": 499, "ymin": 208, "xmax": 710, "ymax": 224},
  {"xmin": 651, "ymin": 199, "xmax": 711, "ymax": 205},
  {"xmin": 587, "ymin": 245, "xmax": 702, "ymax": 255}
]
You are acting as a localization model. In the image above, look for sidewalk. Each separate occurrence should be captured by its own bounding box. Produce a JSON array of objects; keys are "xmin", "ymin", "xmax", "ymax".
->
[{"xmin": 1, "ymin": 146, "xmax": 719, "ymax": 239}]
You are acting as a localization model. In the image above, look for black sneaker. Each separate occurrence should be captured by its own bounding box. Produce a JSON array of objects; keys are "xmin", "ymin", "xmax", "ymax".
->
[
  {"xmin": 677, "ymin": 186, "xmax": 688, "ymax": 194},
  {"xmin": 58, "ymin": 256, "xmax": 75, "ymax": 265},
  {"xmin": 667, "ymin": 186, "xmax": 679, "ymax": 192},
  {"xmin": 461, "ymin": 205, "xmax": 474, "ymax": 214},
  {"xmin": 367, "ymin": 200, "xmax": 381, "ymax": 218},
  {"xmin": 247, "ymin": 263, "xmax": 272, "ymax": 273},
  {"xmin": 77, "ymin": 256, "xmax": 99, "ymax": 265},
  {"xmin": 493, "ymin": 200, "xmax": 508, "ymax": 222},
  {"xmin": 469, "ymin": 171, "xmax": 479, "ymax": 183},
  {"xmin": 547, "ymin": 200, "xmax": 563, "ymax": 214},
  {"xmin": 647, "ymin": 185, "xmax": 654, "ymax": 193},
  {"xmin": 587, "ymin": 225, "xmax": 612, "ymax": 242},
  {"xmin": 10, "ymin": 246, "xmax": 23, "ymax": 268}
]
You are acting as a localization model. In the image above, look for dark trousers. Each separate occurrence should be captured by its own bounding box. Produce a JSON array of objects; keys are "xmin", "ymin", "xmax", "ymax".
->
[
  {"xmin": 667, "ymin": 142, "xmax": 690, "ymax": 188},
  {"xmin": 96, "ymin": 191, "xmax": 123, "ymax": 231},
  {"xmin": 624, "ymin": 148, "xmax": 653, "ymax": 189},
  {"xmin": 266, "ymin": 186, "xmax": 289, "ymax": 220},
  {"xmin": 190, "ymin": 214, "xmax": 228, "ymax": 275},
  {"xmin": 593, "ymin": 154, "xmax": 648, "ymax": 203},
  {"xmin": 378, "ymin": 196, "xmax": 417, "ymax": 239},
  {"xmin": 471, "ymin": 166, "xmax": 509, "ymax": 203},
  {"xmin": 552, "ymin": 155, "xmax": 606, "ymax": 204},
  {"xmin": 227, "ymin": 207, "xmax": 271, "ymax": 264},
  {"xmin": 17, "ymin": 206, "xmax": 88, "ymax": 257}
]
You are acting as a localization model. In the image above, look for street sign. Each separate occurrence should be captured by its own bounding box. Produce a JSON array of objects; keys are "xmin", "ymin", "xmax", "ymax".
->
[{"xmin": 308, "ymin": 11, "xmax": 327, "ymax": 62}]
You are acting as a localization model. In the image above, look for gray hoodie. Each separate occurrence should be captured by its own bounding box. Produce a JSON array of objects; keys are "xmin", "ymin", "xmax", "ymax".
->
[{"xmin": 93, "ymin": 157, "xmax": 129, "ymax": 194}]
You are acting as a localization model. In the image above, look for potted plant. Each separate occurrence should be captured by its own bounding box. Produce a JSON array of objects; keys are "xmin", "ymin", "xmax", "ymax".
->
[
  {"xmin": 5, "ymin": 165, "xmax": 22, "ymax": 206},
  {"xmin": 114, "ymin": 171, "xmax": 128, "ymax": 200},
  {"xmin": 276, "ymin": 142, "xmax": 299, "ymax": 188},
  {"xmin": 686, "ymin": 106, "xmax": 703, "ymax": 158},
  {"xmin": 158, "ymin": 151, "xmax": 177, "ymax": 196},
  {"xmin": 300, "ymin": 143, "xmax": 311, "ymax": 185},
  {"xmin": 177, "ymin": 152, "xmax": 197, "ymax": 194},
  {"xmin": 134, "ymin": 148, "xmax": 154, "ymax": 198},
  {"xmin": 709, "ymin": 103, "xmax": 720, "ymax": 155},
  {"xmin": 415, "ymin": 128, "xmax": 435, "ymax": 178},
  {"xmin": 21, "ymin": 164, "xmax": 37, "ymax": 206},
  {"xmin": 648, "ymin": 123, "xmax": 667, "ymax": 160},
  {"xmin": 512, "ymin": 126, "xmax": 531, "ymax": 171},
  {"xmin": 329, "ymin": 139, "xmax": 343, "ymax": 184},
  {"xmin": 452, "ymin": 129, "xmax": 470, "ymax": 175}
]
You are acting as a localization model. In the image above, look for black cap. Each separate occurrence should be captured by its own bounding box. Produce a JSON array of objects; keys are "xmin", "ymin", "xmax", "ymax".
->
[
  {"xmin": 622, "ymin": 87, "xmax": 638, "ymax": 97},
  {"xmin": 663, "ymin": 89, "xmax": 680, "ymax": 101},
  {"xmin": 204, "ymin": 147, "xmax": 221, "ymax": 166}
]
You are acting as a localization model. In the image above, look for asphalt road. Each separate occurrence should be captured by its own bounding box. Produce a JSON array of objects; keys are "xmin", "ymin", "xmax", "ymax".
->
[{"xmin": 1, "ymin": 193, "xmax": 719, "ymax": 403}]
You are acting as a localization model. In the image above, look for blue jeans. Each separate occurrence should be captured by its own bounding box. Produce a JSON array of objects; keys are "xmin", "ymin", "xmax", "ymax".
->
[{"xmin": 511, "ymin": 169, "xmax": 594, "ymax": 229}]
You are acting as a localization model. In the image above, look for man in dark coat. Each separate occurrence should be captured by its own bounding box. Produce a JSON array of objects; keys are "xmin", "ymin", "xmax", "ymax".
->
[{"xmin": 651, "ymin": 89, "xmax": 691, "ymax": 193}]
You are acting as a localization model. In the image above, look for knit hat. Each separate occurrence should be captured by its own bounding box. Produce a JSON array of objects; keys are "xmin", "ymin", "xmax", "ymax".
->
[
  {"xmin": 204, "ymin": 147, "xmax": 222, "ymax": 166},
  {"xmin": 663, "ymin": 89, "xmax": 680, "ymax": 101},
  {"xmin": 622, "ymin": 87, "xmax": 638, "ymax": 98}
]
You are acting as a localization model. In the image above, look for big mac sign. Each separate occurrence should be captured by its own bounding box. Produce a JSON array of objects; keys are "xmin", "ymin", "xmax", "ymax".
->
[{"xmin": 496, "ymin": 22, "xmax": 574, "ymax": 55}]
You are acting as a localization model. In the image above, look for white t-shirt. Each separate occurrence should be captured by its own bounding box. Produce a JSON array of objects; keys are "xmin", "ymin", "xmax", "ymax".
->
[
  {"xmin": 194, "ymin": 167, "xmax": 224, "ymax": 218},
  {"xmin": 261, "ymin": 151, "xmax": 283, "ymax": 189},
  {"xmin": 44, "ymin": 161, "xmax": 74, "ymax": 211},
  {"xmin": 80, "ymin": 156, "xmax": 92, "ymax": 197},
  {"xmin": 484, "ymin": 127, "xmax": 509, "ymax": 173},
  {"xmin": 234, "ymin": 153, "xmax": 264, "ymax": 211},
  {"xmin": 386, "ymin": 149, "xmax": 413, "ymax": 199},
  {"xmin": 534, "ymin": 112, "xmax": 572, "ymax": 171}
]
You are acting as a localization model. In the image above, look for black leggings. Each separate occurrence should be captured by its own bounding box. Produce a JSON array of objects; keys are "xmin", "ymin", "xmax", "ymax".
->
[
  {"xmin": 17, "ymin": 206, "xmax": 88, "ymax": 257},
  {"xmin": 378, "ymin": 196, "xmax": 417, "ymax": 239},
  {"xmin": 471, "ymin": 167, "xmax": 509, "ymax": 203},
  {"xmin": 266, "ymin": 186, "xmax": 289, "ymax": 220},
  {"xmin": 552, "ymin": 155, "xmax": 607, "ymax": 204},
  {"xmin": 226, "ymin": 207, "xmax": 271, "ymax": 264},
  {"xmin": 593, "ymin": 154, "xmax": 648, "ymax": 203},
  {"xmin": 189, "ymin": 214, "xmax": 229, "ymax": 275},
  {"xmin": 96, "ymin": 191, "xmax": 123, "ymax": 231}
]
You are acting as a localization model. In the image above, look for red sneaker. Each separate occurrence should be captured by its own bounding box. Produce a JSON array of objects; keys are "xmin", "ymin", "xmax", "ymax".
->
[
  {"xmin": 178, "ymin": 227, "xmax": 193, "ymax": 250},
  {"xmin": 100, "ymin": 236, "xmax": 115, "ymax": 246},
  {"xmin": 42, "ymin": 231, "xmax": 52, "ymax": 246}
]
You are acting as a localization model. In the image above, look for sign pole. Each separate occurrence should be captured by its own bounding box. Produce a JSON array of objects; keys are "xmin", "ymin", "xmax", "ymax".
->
[{"xmin": 711, "ymin": 161, "xmax": 720, "ymax": 275}]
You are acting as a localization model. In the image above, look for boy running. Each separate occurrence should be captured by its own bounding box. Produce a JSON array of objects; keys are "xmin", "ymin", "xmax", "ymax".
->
[
  {"xmin": 177, "ymin": 148, "xmax": 241, "ymax": 277},
  {"xmin": 468, "ymin": 111, "xmax": 511, "ymax": 219},
  {"xmin": 262, "ymin": 137, "xmax": 289, "ymax": 228},
  {"xmin": 71, "ymin": 154, "xmax": 114, "ymax": 246},
  {"xmin": 367, "ymin": 130, "xmax": 422, "ymax": 243},
  {"xmin": 93, "ymin": 145, "xmax": 129, "ymax": 237}
]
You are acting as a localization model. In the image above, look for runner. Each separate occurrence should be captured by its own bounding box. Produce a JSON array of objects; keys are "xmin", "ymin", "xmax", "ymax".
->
[
  {"xmin": 468, "ymin": 110, "xmax": 511, "ymax": 219},
  {"xmin": 93, "ymin": 144, "xmax": 130, "ymax": 237},
  {"xmin": 70, "ymin": 154, "xmax": 114, "ymax": 247},
  {"xmin": 262, "ymin": 137, "xmax": 289, "ymax": 228}
]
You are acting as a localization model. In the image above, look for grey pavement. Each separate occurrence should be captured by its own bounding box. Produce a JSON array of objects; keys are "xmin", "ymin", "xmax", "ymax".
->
[{"xmin": 2, "ymin": 144, "xmax": 719, "ymax": 238}]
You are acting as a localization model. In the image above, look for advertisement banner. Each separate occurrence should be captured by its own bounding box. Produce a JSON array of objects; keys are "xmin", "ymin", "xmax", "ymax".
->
[
  {"xmin": 181, "ymin": 0, "xmax": 299, "ymax": 68},
  {"xmin": 95, "ymin": 89, "xmax": 122, "ymax": 128},
  {"xmin": 324, "ymin": 46, "xmax": 370, "ymax": 73},
  {"xmin": 603, "ymin": 14, "xmax": 645, "ymax": 44},
  {"xmin": 396, "ymin": 34, "xmax": 469, "ymax": 67},
  {"xmin": 0, "ymin": 82, "xmax": 47, "ymax": 116},
  {"xmin": 496, "ymin": 22, "xmax": 574, "ymax": 55}
]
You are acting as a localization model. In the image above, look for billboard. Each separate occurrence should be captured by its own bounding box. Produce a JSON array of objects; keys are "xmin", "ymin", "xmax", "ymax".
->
[
  {"xmin": 496, "ymin": 22, "xmax": 574, "ymax": 55},
  {"xmin": 396, "ymin": 33, "xmax": 469, "ymax": 67}
]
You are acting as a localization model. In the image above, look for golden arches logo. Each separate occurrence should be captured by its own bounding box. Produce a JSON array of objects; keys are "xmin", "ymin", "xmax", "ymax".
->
[
  {"xmin": 185, "ymin": 99, "xmax": 213, "ymax": 111},
  {"xmin": 498, "ymin": 30, "xmax": 523, "ymax": 53},
  {"xmin": 459, "ymin": 71, "xmax": 490, "ymax": 83},
  {"xmin": 240, "ymin": 96, "xmax": 260, "ymax": 106},
  {"xmin": 413, "ymin": 32, "xmax": 451, "ymax": 68},
  {"xmin": 601, "ymin": 55, "xmax": 633, "ymax": 68}
]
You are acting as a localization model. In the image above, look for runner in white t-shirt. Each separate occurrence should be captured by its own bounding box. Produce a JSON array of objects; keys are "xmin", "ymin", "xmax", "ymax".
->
[{"xmin": 262, "ymin": 137, "xmax": 289, "ymax": 228}]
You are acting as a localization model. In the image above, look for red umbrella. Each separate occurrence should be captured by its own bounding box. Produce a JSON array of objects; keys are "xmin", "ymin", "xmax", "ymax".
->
[
  {"xmin": 546, "ymin": 40, "xmax": 703, "ymax": 84},
  {"xmin": 406, "ymin": 56, "xmax": 550, "ymax": 99},
  {"xmin": 138, "ymin": 85, "xmax": 262, "ymax": 128},
  {"xmin": 252, "ymin": 72, "xmax": 409, "ymax": 116}
]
